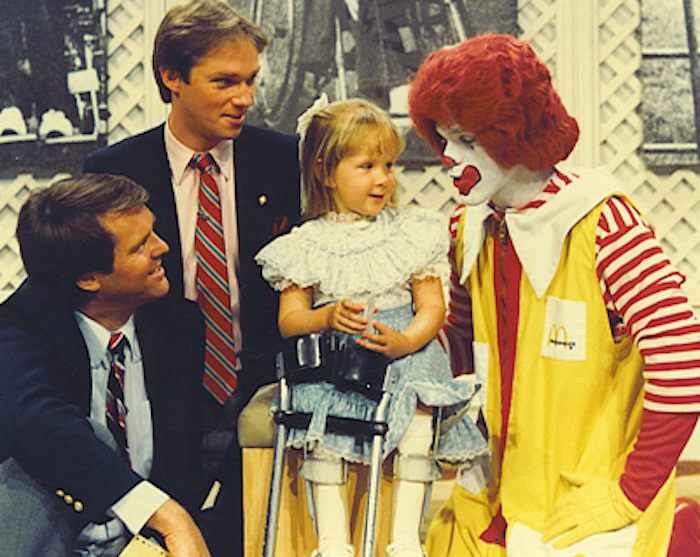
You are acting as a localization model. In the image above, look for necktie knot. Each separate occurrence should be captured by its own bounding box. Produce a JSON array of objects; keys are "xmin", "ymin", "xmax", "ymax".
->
[
  {"xmin": 108, "ymin": 332, "xmax": 128, "ymax": 359},
  {"xmin": 192, "ymin": 152, "xmax": 218, "ymax": 174}
]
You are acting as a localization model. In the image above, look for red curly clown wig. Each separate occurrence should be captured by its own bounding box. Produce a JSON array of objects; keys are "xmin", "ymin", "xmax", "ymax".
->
[{"xmin": 408, "ymin": 34, "xmax": 579, "ymax": 171}]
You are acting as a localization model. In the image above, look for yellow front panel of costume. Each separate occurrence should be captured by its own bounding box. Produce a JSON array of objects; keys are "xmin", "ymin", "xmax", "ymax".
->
[{"xmin": 427, "ymin": 198, "xmax": 675, "ymax": 557}]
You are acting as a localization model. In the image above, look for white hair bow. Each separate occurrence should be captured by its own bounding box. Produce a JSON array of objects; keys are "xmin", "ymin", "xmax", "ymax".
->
[{"xmin": 296, "ymin": 92, "xmax": 330, "ymax": 147}]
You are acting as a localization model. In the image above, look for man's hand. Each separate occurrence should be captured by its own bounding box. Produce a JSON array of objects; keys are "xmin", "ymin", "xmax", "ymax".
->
[
  {"xmin": 146, "ymin": 499, "xmax": 211, "ymax": 557},
  {"xmin": 542, "ymin": 472, "xmax": 642, "ymax": 549}
]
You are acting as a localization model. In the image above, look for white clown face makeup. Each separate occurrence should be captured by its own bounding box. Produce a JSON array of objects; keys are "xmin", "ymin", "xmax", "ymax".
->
[{"xmin": 436, "ymin": 125, "xmax": 510, "ymax": 206}]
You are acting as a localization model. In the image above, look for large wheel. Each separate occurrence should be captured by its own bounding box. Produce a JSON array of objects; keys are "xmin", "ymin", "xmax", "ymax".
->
[
  {"xmin": 252, "ymin": 0, "xmax": 336, "ymax": 132},
  {"xmin": 243, "ymin": 0, "xmax": 517, "ymax": 133}
]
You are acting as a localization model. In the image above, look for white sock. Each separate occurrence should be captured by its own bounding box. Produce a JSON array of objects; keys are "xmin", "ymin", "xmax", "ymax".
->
[
  {"xmin": 314, "ymin": 482, "xmax": 350, "ymax": 552},
  {"xmin": 390, "ymin": 413, "xmax": 433, "ymax": 549}
]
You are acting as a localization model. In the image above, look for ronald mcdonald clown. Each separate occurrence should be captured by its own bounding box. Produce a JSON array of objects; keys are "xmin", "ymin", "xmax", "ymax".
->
[{"xmin": 408, "ymin": 34, "xmax": 700, "ymax": 557}]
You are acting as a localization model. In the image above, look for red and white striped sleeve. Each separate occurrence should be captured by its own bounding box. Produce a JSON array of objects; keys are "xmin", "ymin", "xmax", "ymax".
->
[
  {"xmin": 596, "ymin": 195, "xmax": 700, "ymax": 510},
  {"xmin": 437, "ymin": 204, "xmax": 474, "ymax": 376},
  {"xmin": 596, "ymin": 196, "xmax": 700, "ymax": 412}
]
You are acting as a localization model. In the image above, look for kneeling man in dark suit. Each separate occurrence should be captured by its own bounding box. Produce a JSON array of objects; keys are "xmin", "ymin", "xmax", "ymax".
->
[{"xmin": 0, "ymin": 174, "xmax": 210, "ymax": 556}]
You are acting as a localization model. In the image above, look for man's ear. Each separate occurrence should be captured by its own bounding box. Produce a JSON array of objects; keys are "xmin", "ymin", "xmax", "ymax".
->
[
  {"xmin": 159, "ymin": 67, "xmax": 183, "ymax": 96},
  {"xmin": 75, "ymin": 272, "xmax": 101, "ymax": 294}
]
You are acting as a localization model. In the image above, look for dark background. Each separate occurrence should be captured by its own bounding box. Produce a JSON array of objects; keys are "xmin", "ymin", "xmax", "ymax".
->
[
  {"xmin": 0, "ymin": 0, "xmax": 517, "ymax": 174},
  {"xmin": 0, "ymin": 0, "xmax": 107, "ymax": 176},
  {"xmin": 231, "ymin": 0, "xmax": 518, "ymax": 163},
  {"xmin": 641, "ymin": 0, "xmax": 700, "ymax": 167}
]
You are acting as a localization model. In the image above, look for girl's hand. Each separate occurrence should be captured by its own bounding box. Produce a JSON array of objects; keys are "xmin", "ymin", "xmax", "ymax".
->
[
  {"xmin": 357, "ymin": 320, "xmax": 413, "ymax": 360},
  {"xmin": 326, "ymin": 299, "xmax": 369, "ymax": 334}
]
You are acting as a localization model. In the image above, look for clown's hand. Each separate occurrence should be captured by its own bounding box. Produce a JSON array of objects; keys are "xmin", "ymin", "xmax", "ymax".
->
[{"xmin": 542, "ymin": 472, "xmax": 642, "ymax": 549}]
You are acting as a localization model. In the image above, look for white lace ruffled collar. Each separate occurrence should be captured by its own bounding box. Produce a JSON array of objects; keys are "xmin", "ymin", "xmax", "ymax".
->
[
  {"xmin": 323, "ymin": 211, "xmax": 377, "ymax": 224},
  {"xmin": 256, "ymin": 206, "xmax": 450, "ymax": 305}
]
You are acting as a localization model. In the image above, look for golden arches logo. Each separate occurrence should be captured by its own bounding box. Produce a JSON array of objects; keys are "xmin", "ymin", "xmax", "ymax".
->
[{"xmin": 548, "ymin": 324, "xmax": 576, "ymax": 350}]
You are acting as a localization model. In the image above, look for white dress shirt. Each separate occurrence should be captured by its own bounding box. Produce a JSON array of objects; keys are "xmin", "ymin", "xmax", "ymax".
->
[
  {"xmin": 74, "ymin": 312, "xmax": 168, "ymax": 545},
  {"xmin": 164, "ymin": 122, "xmax": 243, "ymax": 356}
]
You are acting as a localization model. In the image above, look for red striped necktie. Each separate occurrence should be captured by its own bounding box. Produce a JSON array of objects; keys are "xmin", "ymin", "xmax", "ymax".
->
[
  {"xmin": 107, "ymin": 332, "xmax": 129, "ymax": 463},
  {"xmin": 193, "ymin": 153, "xmax": 240, "ymax": 404}
]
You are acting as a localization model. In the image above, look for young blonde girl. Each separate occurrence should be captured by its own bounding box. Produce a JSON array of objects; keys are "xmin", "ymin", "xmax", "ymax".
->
[{"xmin": 255, "ymin": 98, "xmax": 486, "ymax": 557}]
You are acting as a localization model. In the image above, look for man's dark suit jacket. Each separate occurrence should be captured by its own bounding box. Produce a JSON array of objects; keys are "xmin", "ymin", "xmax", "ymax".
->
[
  {"xmin": 84, "ymin": 124, "xmax": 301, "ymax": 395},
  {"xmin": 0, "ymin": 279, "xmax": 206, "ymax": 532}
]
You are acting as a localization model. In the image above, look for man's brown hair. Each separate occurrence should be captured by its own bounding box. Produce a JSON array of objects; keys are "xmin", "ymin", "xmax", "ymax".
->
[
  {"xmin": 17, "ymin": 174, "xmax": 149, "ymax": 302},
  {"xmin": 153, "ymin": 0, "xmax": 268, "ymax": 103}
]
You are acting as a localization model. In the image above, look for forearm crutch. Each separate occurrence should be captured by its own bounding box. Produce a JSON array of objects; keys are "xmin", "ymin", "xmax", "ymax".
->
[
  {"xmin": 263, "ymin": 333, "xmax": 334, "ymax": 557},
  {"xmin": 263, "ymin": 333, "xmax": 391, "ymax": 557},
  {"xmin": 360, "ymin": 391, "xmax": 391, "ymax": 557},
  {"xmin": 262, "ymin": 370, "xmax": 290, "ymax": 557}
]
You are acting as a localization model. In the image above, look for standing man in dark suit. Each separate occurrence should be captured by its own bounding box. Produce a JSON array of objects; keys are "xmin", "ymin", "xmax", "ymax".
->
[
  {"xmin": 0, "ymin": 174, "xmax": 210, "ymax": 556},
  {"xmin": 84, "ymin": 1, "xmax": 301, "ymax": 553}
]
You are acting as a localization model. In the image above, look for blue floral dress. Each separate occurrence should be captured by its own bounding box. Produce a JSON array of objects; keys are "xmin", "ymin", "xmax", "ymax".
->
[{"xmin": 255, "ymin": 206, "xmax": 487, "ymax": 464}]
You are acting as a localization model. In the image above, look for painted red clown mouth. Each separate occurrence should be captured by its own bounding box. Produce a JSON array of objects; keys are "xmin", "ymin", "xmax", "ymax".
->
[{"xmin": 453, "ymin": 166, "xmax": 482, "ymax": 195}]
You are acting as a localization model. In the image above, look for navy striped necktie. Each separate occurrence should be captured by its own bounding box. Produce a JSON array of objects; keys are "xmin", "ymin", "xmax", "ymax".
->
[{"xmin": 107, "ymin": 332, "xmax": 129, "ymax": 463}]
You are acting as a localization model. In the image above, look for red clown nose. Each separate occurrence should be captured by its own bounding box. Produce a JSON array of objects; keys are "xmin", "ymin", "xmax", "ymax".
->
[{"xmin": 441, "ymin": 155, "xmax": 455, "ymax": 169}]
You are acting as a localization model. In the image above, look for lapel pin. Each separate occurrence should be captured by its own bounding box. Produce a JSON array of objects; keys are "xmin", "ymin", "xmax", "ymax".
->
[{"xmin": 258, "ymin": 194, "xmax": 267, "ymax": 206}]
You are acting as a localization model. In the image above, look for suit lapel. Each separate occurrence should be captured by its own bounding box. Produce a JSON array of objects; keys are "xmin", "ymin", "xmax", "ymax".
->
[
  {"xmin": 137, "ymin": 127, "xmax": 185, "ymax": 297},
  {"xmin": 133, "ymin": 308, "xmax": 167, "ymax": 458},
  {"xmin": 234, "ymin": 126, "xmax": 274, "ymax": 264},
  {"xmin": 133, "ymin": 309, "xmax": 163, "ymax": 407},
  {"xmin": 233, "ymin": 127, "xmax": 257, "ymax": 243}
]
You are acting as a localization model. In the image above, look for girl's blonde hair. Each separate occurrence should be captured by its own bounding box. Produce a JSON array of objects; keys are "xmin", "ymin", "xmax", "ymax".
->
[{"xmin": 300, "ymin": 98, "xmax": 405, "ymax": 220}]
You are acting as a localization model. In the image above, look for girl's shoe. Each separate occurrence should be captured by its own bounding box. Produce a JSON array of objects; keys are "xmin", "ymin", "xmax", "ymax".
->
[
  {"xmin": 386, "ymin": 543, "xmax": 427, "ymax": 557},
  {"xmin": 310, "ymin": 543, "xmax": 354, "ymax": 557}
]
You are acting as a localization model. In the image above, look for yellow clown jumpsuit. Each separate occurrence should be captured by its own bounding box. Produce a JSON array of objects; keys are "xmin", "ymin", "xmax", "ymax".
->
[{"xmin": 426, "ymin": 173, "xmax": 675, "ymax": 557}]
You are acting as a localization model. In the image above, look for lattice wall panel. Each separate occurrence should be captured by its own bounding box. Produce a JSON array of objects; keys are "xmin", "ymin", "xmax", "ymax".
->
[
  {"xmin": 637, "ymin": 171, "xmax": 700, "ymax": 281},
  {"xmin": 598, "ymin": 0, "xmax": 700, "ymax": 303},
  {"xmin": 0, "ymin": 0, "xmax": 147, "ymax": 303},
  {"xmin": 107, "ymin": 0, "xmax": 147, "ymax": 142},
  {"xmin": 518, "ymin": 0, "xmax": 558, "ymax": 71},
  {"xmin": 395, "ymin": 166, "xmax": 461, "ymax": 216},
  {"xmin": 0, "ymin": 175, "xmax": 66, "ymax": 302},
  {"xmin": 5, "ymin": 1, "xmax": 700, "ymax": 304},
  {"xmin": 599, "ymin": 0, "xmax": 644, "ymax": 184}
]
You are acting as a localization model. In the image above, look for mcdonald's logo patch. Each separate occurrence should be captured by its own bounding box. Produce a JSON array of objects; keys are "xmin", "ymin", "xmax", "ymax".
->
[
  {"xmin": 541, "ymin": 297, "xmax": 586, "ymax": 361},
  {"xmin": 547, "ymin": 325, "xmax": 576, "ymax": 350}
]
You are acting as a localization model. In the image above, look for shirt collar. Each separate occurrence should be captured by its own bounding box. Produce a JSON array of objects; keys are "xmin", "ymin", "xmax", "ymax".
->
[
  {"xmin": 75, "ymin": 312, "xmax": 140, "ymax": 367},
  {"xmin": 164, "ymin": 121, "xmax": 233, "ymax": 185},
  {"xmin": 459, "ymin": 166, "xmax": 621, "ymax": 298}
]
